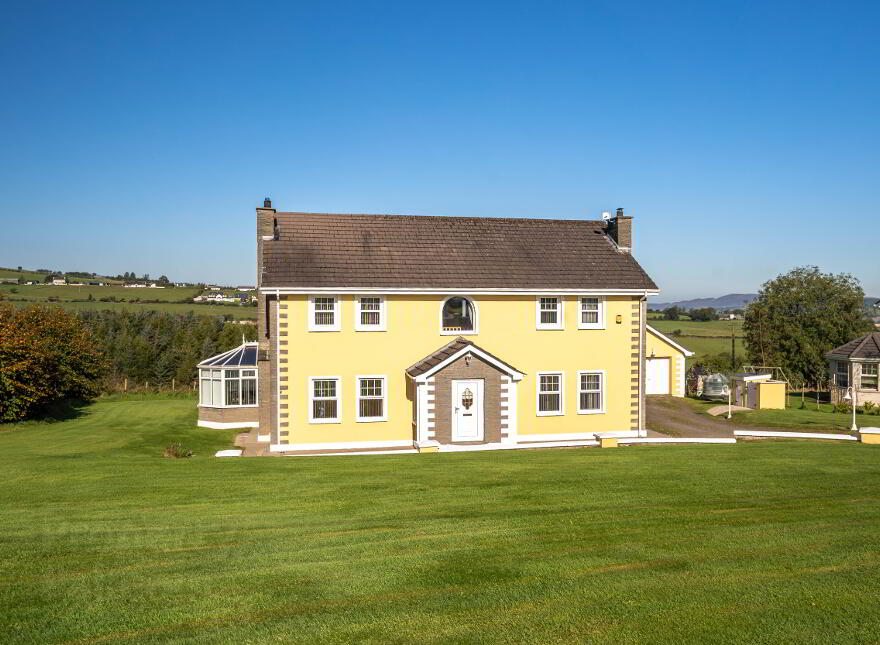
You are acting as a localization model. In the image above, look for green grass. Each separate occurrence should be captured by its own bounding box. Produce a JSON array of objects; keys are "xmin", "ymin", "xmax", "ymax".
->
[
  {"xmin": 2, "ymin": 398, "xmax": 880, "ymax": 643},
  {"xmin": 0, "ymin": 283, "xmax": 201, "ymax": 302},
  {"xmin": 649, "ymin": 318, "xmax": 743, "ymax": 338},
  {"xmin": 727, "ymin": 395, "xmax": 879, "ymax": 432}
]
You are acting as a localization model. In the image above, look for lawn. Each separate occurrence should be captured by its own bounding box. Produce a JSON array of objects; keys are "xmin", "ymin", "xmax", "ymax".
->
[
  {"xmin": 2, "ymin": 398, "xmax": 880, "ymax": 644},
  {"xmin": 0, "ymin": 283, "xmax": 201, "ymax": 302},
  {"xmin": 649, "ymin": 318, "xmax": 743, "ymax": 338}
]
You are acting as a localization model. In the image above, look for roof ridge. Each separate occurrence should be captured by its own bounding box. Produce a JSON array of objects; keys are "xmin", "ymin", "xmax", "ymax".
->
[{"xmin": 275, "ymin": 211, "xmax": 606, "ymax": 225}]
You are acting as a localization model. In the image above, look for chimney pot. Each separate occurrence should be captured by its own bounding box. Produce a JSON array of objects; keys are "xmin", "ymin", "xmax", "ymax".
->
[
  {"xmin": 616, "ymin": 207, "xmax": 624, "ymax": 217},
  {"xmin": 264, "ymin": 197, "xmax": 272, "ymax": 208}
]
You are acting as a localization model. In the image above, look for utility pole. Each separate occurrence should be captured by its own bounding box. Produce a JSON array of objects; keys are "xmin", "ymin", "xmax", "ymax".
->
[{"xmin": 730, "ymin": 316, "xmax": 736, "ymax": 372}]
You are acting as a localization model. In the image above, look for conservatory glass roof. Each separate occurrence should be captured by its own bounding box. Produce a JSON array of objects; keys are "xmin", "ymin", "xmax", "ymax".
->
[{"xmin": 198, "ymin": 342, "xmax": 258, "ymax": 368}]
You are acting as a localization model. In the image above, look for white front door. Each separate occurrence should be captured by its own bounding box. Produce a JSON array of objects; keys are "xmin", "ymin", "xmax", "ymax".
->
[
  {"xmin": 646, "ymin": 358, "xmax": 670, "ymax": 395},
  {"xmin": 452, "ymin": 379, "xmax": 483, "ymax": 441}
]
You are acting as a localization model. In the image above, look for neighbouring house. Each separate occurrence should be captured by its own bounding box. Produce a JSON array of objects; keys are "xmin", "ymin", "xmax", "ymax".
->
[
  {"xmin": 827, "ymin": 332, "xmax": 880, "ymax": 405},
  {"xmin": 732, "ymin": 373, "xmax": 786, "ymax": 409},
  {"xmin": 198, "ymin": 200, "xmax": 660, "ymax": 455},
  {"xmin": 197, "ymin": 343, "xmax": 259, "ymax": 429},
  {"xmin": 50, "ymin": 278, "xmax": 66, "ymax": 285},
  {"xmin": 644, "ymin": 325, "xmax": 693, "ymax": 396}
]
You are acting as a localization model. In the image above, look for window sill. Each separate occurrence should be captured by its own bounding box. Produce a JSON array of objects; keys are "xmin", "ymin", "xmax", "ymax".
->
[
  {"xmin": 308, "ymin": 418, "xmax": 341, "ymax": 424},
  {"xmin": 577, "ymin": 325, "xmax": 606, "ymax": 331},
  {"xmin": 536, "ymin": 411, "xmax": 564, "ymax": 417},
  {"xmin": 308, "ymin": 328, "xmax": 341, "ymax": 332},
  {"xmin": 356, "ymin": 417, "xmax": 388, "ymax": 423},
  {"xmin": 536, "ymin": 326, "xmax": 564, "ymax": 331},
  {"xmin": 577, "ymin": 409, "xmax": 605, "ymax": 415},
  {"xmin": 441, "ymin": 330, "xmax": 477, "ymax": 335},
  {"xmin": 354, "ymin": 327, "xmax": 387, "ymax": 332},
  {"xmin": 198, "ymin": 404, "xmax": 259, "ymax": 409}
]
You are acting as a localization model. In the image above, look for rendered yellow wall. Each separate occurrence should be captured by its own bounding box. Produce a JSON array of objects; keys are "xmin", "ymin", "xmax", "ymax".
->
[
  {"xmin": 758, "ymin": 382, "xmax": 786, "ymax": 409},
  {"xmin": 645, "ymin": 329, "xmax": 686, "ymax": 396},
  {"xmin": 277, "ymin": 294, "xmax": 639, "ymax": 445}
]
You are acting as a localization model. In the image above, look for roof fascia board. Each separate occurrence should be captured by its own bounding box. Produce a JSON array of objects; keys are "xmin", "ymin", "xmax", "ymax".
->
[
  {"xmin": 260, "ymin": 287, "xmax": 659, "ymax": 296},
  {"xmin": 414, "ymin": 346, "xmax": 525, "ymax": 382}
]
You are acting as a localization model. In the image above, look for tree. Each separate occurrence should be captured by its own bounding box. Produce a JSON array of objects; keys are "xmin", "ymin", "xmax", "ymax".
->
[
  {"xmin": 690, "ymin": 307, "xmax": 717, "ymax": 322},
  {"xmin": 743, "ymin": 266, "xmax": 874, "ymax": 383},
  {"xmin": 663, "ymin": 306, "xmax": 682, "ymax": 321},
  {"xmin": 0, "ymin": 305, "xmax": 106, "ymax": 421}
]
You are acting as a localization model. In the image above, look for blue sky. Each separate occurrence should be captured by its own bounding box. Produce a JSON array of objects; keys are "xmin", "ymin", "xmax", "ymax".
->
[{"xmin": 1, "ymin": 1, "xmax": 877, "ymax": 301}]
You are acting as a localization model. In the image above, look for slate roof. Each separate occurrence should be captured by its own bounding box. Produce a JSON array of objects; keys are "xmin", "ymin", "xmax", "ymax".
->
[
  {"xmin": 261, "ymin": 212, "xmax": 658, "ymax": 290},
  {"xmin": 406, "ymin": 337, "xmax": 524, "ymax": 378},
  {"xmin": 826, "ymin": 333, "xmax": 880, "ymax": 361},
  {"xmin": 198, "ymin": 342, "xmax": 259, "ymax": 368}
]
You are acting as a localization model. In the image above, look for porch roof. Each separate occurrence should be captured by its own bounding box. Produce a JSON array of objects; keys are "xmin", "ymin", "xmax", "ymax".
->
[
  {"xmin": 826, "ymin": 333, "xmax": 880, "ymax": 361},
  {"xmin": 198, "ymin": 342, "xmax": 259, "ymax": 368},
  {"xmin": 406, "ymin": 337, "xmax": 525, "ymax": 381}
]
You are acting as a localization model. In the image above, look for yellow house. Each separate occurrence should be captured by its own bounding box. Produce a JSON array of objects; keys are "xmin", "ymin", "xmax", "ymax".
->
[
  {"xmin": 237, "ymin": 200, "xmax": 659, "ymax": 455},
  {"xmin": 645, "ymin": 325, "xmax": 694, "ymax": 397}
]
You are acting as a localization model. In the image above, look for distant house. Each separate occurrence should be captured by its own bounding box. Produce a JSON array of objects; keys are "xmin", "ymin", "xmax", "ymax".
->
[
  {"xmin": 50, "ymin": 278, "xmax": 66, "ymax": 286},
  {"xmin": 827, "ymin": 332, "xmax": 880, "ymax": 405}
]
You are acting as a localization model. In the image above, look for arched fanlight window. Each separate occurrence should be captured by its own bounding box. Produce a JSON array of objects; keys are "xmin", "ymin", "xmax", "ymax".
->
[{"xmin": 442, "ymin": 297, "xmax": 475, "ymax": 332}]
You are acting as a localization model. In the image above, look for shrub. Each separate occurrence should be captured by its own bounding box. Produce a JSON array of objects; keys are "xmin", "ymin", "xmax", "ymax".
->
[
  {"xmin": 864, "ymin": 401, "xmax": 876, "ymax": 414},
  {"xmin": 833, "ymin": 402, "xmax": 852, "ymax": 414},
  {"xmin": 0, "ymin": 305, "xmax": 106, "ymax": 422},
  {"xmin": 163, "ymin": 443, "xmax": 193, "ymax": 458}
]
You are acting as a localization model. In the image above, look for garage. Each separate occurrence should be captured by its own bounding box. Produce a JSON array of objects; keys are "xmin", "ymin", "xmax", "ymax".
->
[{"xmin": 646, "ymin": 357, "xmax": 671, "ymax": 395}]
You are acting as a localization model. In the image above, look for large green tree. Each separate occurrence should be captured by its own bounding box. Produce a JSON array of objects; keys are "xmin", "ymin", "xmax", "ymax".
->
[
  {"xmin": 743, "ymin": 266, "xmax": 873, "ymax": 383},
  {"xmin": 0, "ymin": 305, "xmax": 106, "ymax": 421}
]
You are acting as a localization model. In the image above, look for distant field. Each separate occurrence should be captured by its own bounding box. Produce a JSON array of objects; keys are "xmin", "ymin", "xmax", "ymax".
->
[
  {"xmin": 4, "ymin": 299, "xmax": 257, "ymax": 319},
  {"xmin": 650, "ymin": 319, "xmax": 743, "ymax": 338},
  {"xmin": 0, "ymin": 283, "xmax": 200, "ymax": 301},
  {"xmin": 0, "ymin": 267, "xmax": 124, "ymax": 283}
]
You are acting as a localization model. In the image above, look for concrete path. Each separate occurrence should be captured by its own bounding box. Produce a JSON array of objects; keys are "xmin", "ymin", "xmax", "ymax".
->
[
  {"xmin": 706, "ymin": 404, "xmax": 751, "ymax": 416},
  {"xmin": 235, "ymin": 430, "xmax": 274, "ymax": 457}
]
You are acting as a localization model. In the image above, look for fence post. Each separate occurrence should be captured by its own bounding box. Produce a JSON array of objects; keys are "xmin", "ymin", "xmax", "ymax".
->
[
  {"xmin": 172, "ymin": 378, "xmax": 175, "ymax": 391},
  {"xmin": 124, "ymin": 378, "xmax": 127, "ymax": 391}
]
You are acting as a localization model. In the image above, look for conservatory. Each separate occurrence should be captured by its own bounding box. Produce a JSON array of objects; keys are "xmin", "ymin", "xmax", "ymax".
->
[{"xmin": 196, "ymin": 342, "xmax": 260, "ymax": 430}]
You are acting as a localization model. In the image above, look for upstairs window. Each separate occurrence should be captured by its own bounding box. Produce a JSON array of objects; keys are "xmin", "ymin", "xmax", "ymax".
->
[
  {"xmin": 537, "ymin": 371, "xmax": 564, "ymax": 416},
  {"xmin": 578, "ymin": 371, "xmax": 604, "ymax": 414},
  {"xmin": 536, "ymin": 296, "xmax": 563, "ymax": 330},
  {"xmin": 355, "ymin": 296, "xmax": 386, "ymax": 331},
  {"xmin": 309, "ymin": 296, "xmax": 340, "ymax": 331},
  {"xmin": 442, "ymin": 297, "xmax": 476, "ymax": 334},
  {"xmin": 862, "ymin": 363, "xmax": 878, "ymax": 390},
  {"xmin": 836, "ymin": 361, "xmax": 849, "ymax": 388},
  {"xmin": 309, "ymin": 377, "xmax": 340, "ymax": 423},
  {"xmin": 578, "ymin": 297, "xmax": 605, "ymax": 329}
]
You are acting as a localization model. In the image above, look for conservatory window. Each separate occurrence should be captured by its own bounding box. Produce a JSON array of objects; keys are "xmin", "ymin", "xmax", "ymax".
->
[
  {"xmin": 199, "ymin": 368, "xmax": 257, "ymax": 407},
  {"xmin": 578, "ymin": 297, "xmax": 604, "ymax": 329},
  {"xmin": 442, "ymin": 297, "xmax": 476, "ymax": 333},
  {"xmin": 862, "ymin": 364, "xmax": 878, "ymax": 390},
  {"xmin": 536, "ymin": 297, "xmax": 563, "ymax": 330}
]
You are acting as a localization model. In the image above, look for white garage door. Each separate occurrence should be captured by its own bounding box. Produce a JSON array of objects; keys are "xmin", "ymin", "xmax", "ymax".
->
[{"xmin": 646, "ymin": 358, "xmax": 670, "ymax": 395}]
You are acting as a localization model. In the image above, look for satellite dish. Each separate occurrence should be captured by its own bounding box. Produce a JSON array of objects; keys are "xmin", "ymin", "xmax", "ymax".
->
[{"xmin": 601, "ymin": 211, "xmax": 612, "ymax": 221}]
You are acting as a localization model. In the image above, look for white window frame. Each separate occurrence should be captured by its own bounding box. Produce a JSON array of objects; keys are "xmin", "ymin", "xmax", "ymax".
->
[
  {"xmin": 355, "ymin": 375, "xmax": 388, "ymax": 422},
  {"xmin": 536, "ymin": 371, "xmax": 565, "ymax": 416},
  {"xmin": 354, "ymin": 296, "xmax": 387, "ymax": 332},
  {"xmin": 308, "ymin": 295, "xmax": 341, "ymax": 332},
  {"xmin": 536, "ymin": 296, "xmax": 564, "ymax": 330},
  {"xmin": 198, "ymin": 368, "xmax": 259, "ymax": 408},
  {"xmin": 577, "ymin": 296, "xmax": 605, "ymax": 330},
  {"xmin": 440, "ymin": 295, "xmax": 479, "ymax": 336},
  {"xmin": 861, "ymin": 363, "xmax": 879, "ymax": 391},
  {"xmin": 308, "ymin": 376, "xmax": 342, "ymax": 423},
  {"xmin": 577, "ymin": 370, "xmax": 605, "ymax": 414}
]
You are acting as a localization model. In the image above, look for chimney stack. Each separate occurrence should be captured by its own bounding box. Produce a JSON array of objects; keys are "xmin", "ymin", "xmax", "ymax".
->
[
  {"xmin": 608, "ymin": 207, "xmax": 633, "ymax": 253},
  {"xmin": 263, "ymin": 197, "xmax": 272, "ymax": 208}
]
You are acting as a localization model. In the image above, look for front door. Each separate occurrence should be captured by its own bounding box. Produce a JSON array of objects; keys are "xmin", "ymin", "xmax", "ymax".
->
[{"xmin": 452, "ymin": 379, "xmax": 483, "ymax": 441}]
